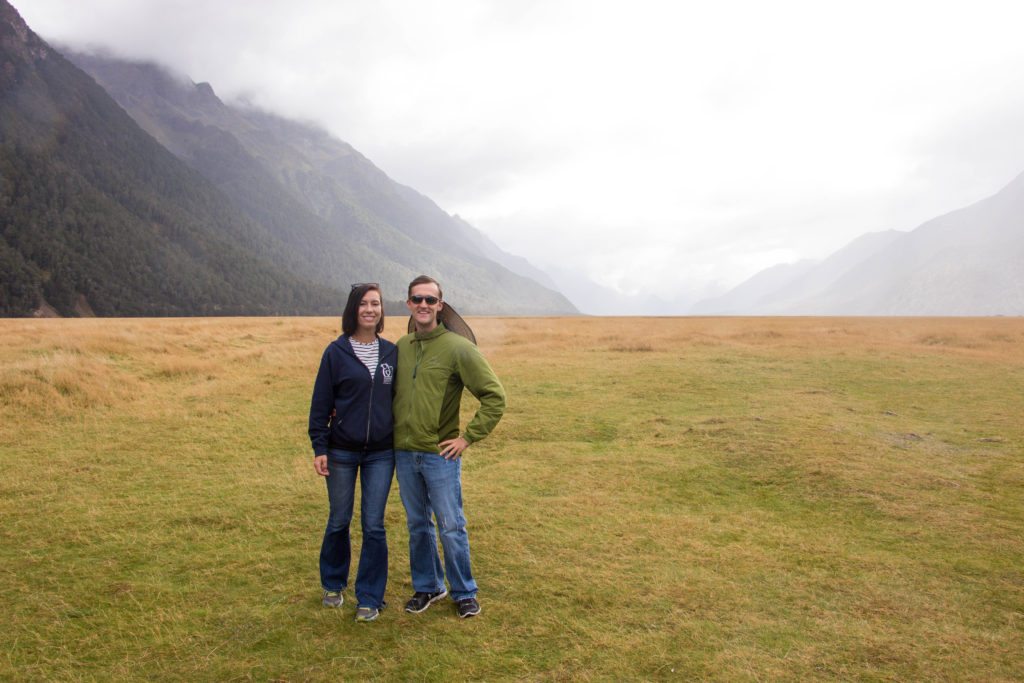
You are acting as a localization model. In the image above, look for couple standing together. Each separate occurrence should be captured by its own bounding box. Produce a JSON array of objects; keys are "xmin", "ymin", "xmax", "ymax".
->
[{"xmin": 307, "ymin": 275, "xmax": 506, "ymax": 622}]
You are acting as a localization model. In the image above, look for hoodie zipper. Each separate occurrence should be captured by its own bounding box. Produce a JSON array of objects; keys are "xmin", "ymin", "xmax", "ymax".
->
[
  {"xmin": 344, "ymin": 337, "xmax": 380, "ymax": 450},
  {"xmin": 363, "ymin": 342, "xmax": 387, "ymax": 449},
  {"xmin": 364, "ymin": 370, "xmax": 375, "ymax": 449}
]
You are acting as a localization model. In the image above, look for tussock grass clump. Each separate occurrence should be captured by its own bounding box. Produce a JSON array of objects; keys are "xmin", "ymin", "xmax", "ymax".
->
[
  {"xmin": 609, "ymin": 342, "xmax": 654, "ymax": 352},
  {"xmin": 916, "ymin": 333, "xmax": 981, "ymax": 348},
  {"xmin": 1, "ymin": 316, "xmax": 1023, "ymax": 681},
  {"xmin": 0, "ymin": 348, "xmax": 142, "ymax": 415}
]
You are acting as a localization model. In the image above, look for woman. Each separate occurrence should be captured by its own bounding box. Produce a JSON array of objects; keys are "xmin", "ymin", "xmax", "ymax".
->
[{"xmin": 308, "ymin": 283, "xmax": 397, "ymax": 622}]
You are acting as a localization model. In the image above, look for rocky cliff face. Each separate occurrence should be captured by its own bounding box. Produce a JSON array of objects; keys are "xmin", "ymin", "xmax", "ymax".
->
[{"xmin": 0, "ymin": 0, "xmax": 49, "ymax": 65}]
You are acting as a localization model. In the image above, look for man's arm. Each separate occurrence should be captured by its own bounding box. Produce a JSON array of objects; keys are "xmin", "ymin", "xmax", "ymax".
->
[{"xmin": 455, "ymin": 343, "xmax": 506, "ymax": 445}]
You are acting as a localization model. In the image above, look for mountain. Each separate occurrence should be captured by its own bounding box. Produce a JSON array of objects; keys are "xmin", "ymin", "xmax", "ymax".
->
[
  {"xmin": 541, "ymin": 263, "xmax": 697, "ymax": 316},
  {"xmin": 691, "ymin": 231, "xmax": 904, "ymax": 315},
  {"xmin": 800, "ymin": 174, "xmax": 1024, "ymax": 315},
  {"xmin": 689, "ymin": 260, "xmax": 817, "ymax": 315},
  {"xmin": 0, "ymin": 0, "xmax": 342, "ymax": 316},
  {"xmin": 65, "ymin": 50, "xmax": 577, "ymax": 316},
  {"xmin": 448, "ymin": 213, "xmax": 561, "ymax": 292},
  {"xmin": 690, "ymin": 173, "xmax": 1024, "ymax": 315}
]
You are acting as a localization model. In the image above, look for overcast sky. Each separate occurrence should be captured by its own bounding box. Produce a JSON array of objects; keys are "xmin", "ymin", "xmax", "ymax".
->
[{"xmin": 18, "ymin": 0, "xmax": 1024, "ymax": 312}]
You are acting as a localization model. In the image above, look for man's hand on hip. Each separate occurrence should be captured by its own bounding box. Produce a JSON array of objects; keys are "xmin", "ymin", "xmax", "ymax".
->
[{"xmin": 439, "ymin": 436, "xmax": 469, "ymax": 460}]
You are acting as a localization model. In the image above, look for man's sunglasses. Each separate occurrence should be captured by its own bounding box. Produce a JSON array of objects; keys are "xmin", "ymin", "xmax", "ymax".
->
[{"xmin": 409, "ymin": 295, "xmax": 440, "ymax": 305}]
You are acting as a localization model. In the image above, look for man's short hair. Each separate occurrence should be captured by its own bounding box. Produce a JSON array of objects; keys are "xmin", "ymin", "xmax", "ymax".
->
[{"xmin": 408, "ymin": 275, "xmax": 443, "ymax": 300}]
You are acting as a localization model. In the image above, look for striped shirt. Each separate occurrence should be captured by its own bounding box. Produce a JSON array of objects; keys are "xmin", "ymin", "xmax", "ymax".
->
[{"xmin": 351, "ymin": 338, "xmax": 379, "ymax": 375}]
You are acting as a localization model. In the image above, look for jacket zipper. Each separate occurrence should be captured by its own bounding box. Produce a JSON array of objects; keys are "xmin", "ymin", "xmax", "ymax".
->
[
  {"xmin": 364, "ymin": 363, "xmax": 376, "ymax": 448},
  {"xmin": 410, "ymin": 340, "xmax": 422, "ymax": 402},
  {"xmin": 412, "ymin": 339, "xmax": 423, "ymax": 379}
]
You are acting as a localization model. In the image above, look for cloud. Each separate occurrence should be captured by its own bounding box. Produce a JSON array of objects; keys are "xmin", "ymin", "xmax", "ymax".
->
[{"xmin": 17, "ymin": 0, "xmax": 1024, "ymax": 310}]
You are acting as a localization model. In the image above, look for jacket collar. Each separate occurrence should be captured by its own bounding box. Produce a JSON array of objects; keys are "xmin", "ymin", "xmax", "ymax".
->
[
  {"xmin": 413, "ymin": 322, "xmax": 448, "ymax": 342},
  {"xmin": 332, "ymin": 333, "xmax": 379, "ymax": 357}
]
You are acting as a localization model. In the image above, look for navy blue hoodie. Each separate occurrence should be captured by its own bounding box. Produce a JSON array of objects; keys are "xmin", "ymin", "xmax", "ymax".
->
[{"xmin": 308, "ymin": 335, "xmax": 397, "ymax": 455}]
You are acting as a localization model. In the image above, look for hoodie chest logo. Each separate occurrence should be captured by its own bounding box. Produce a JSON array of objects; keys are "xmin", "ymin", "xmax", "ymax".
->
[{"xmin": 380, "ymin": 363, "xmax": 394, "ymax": 384}]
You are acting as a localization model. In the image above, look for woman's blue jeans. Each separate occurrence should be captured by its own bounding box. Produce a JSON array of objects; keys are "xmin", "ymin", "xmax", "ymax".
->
[
  {"xmin": 395, "ymin": 450, "xmax": 478, "ymax": 601},
  {"xmin": 319, "ymin": 448, "xmax": 395, "ymax": 608}
]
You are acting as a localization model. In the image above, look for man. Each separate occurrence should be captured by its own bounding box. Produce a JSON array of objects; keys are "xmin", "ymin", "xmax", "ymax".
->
[{"xmin": 393, "ymin": 275, "xmax": 506, "ymax": 618}]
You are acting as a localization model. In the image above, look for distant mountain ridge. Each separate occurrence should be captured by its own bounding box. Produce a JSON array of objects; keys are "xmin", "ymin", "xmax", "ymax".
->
[
  {"xmin": 691, "ymin": 231, "xmax": 905, "ymax": 315},
  {"xmin": 66, "ymin": 50, "xmax": 577, "ymax": 316},
  {"xmin": 691, "ymin": 173, "xmax": 1024, "ymax": 315}
]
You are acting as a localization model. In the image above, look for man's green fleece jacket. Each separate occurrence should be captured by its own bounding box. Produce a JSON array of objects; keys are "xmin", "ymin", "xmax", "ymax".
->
[{"xmin": 394, "ymin": 323, "xmax": 506, "ymax": 453}]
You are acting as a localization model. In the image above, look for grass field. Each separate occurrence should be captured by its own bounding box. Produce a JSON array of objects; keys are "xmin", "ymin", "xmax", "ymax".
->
[{"xmin": 1, "ymin": 315, "xmax": 1022, "ymax": 681}]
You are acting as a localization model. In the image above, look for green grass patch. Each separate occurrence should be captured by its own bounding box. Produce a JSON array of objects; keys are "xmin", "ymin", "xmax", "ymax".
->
[{"xmin": 1, "ymin": 316, "xmax": 1022, "ymax": 681}]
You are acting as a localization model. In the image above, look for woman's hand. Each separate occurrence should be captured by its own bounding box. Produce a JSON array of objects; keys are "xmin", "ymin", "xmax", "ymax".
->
[{"xmin": 313, "ymin": 455, "xmax": 329, "ymax": 476}]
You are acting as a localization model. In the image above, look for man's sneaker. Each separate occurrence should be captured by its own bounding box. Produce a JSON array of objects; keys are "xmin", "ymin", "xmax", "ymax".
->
[
  {"xmin": 322, "ymin": 590, "xmax": 343, "ymax": 608},
  {"xmin": 355, "ymin": 605, "xmax": 382, "ymax": 622},
  {"xmin": 456, "ymin": 597, "xmax": 481, "ymax": 618},
  {"xmin": 404, "ymin": 589, "xmax": 448, "ymax": 613}
]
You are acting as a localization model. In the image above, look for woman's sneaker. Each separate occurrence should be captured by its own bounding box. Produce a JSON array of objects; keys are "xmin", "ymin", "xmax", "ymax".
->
[
  {"xmin": 456, "ymin": 597, "xmax": 481, "ymax": 618},
  {"xmin": 404, "ymin": 589, "xmax": 448, "ymax": 613},
  {"xmin": 322, "ymin": 590, "xmax": 343, "ymax": 608}
]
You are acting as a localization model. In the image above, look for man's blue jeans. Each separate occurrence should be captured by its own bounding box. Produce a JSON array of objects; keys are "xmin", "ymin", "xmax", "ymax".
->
[
  {"xmin": 319, "ymin": 448, "xmax": 394, "ymax": 608},
  {"xmin": 395, "ymin": 450, "xmax": 478, "ymax": 601}
]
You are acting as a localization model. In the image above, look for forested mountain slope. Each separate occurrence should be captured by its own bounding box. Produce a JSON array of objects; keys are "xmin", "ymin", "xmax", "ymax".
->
[
  {"xmin": 69, "ymin": 51, "xmax": 577, "ymax": 315},
  {"xmin": 0, "ymin": 0, "xmax": 340, "ymax": 316}
]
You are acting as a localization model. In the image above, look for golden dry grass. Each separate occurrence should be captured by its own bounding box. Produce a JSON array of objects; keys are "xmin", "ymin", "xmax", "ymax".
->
[{"xmin": 1, "ymin": 315, "xmax": 1022, "ymax": 681}]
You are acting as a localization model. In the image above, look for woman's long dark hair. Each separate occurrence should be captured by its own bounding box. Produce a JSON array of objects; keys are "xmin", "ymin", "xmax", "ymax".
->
[{"xmin": 342, "ymin": 284, "xmax": 384, "ymax": 336}]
